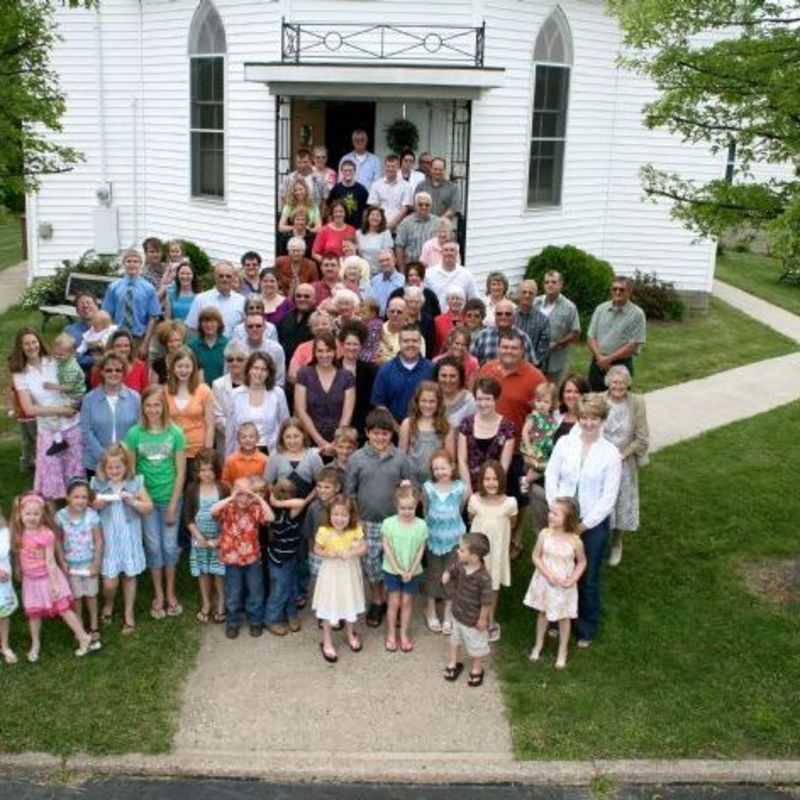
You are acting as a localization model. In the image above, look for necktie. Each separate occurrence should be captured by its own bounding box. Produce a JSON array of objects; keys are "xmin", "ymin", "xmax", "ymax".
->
[{"xmin": 123, "ymin": 280, "xmax": 135, "ymax": 332}]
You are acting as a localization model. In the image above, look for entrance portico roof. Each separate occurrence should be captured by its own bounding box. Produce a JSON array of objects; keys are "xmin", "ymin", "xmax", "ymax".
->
[{"xmin": 244, "ymin": 62, "xmax": 505, "ymax": 99}]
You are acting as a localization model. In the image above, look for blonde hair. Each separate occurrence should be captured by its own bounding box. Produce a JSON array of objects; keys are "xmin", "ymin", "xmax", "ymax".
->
[
  {"xmin": 333, "ymin": 426, "xmax": 358, "ymax": 447},
  {"xmin": 97, "ymin": 443, "xmax": 135, "ymax": 481},
  {"xmin": 53, "ymin": 332, "xmax": 76, "ymax": 353},
  {"xmin": 577, "ymin": 394, "xmax": 609, "ymax": 421}
]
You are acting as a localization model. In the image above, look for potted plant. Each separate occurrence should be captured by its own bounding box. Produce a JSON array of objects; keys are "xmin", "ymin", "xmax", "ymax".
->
[{"xmin": 385, "ymin": 118, "xmax": 420, "ymax": 154}]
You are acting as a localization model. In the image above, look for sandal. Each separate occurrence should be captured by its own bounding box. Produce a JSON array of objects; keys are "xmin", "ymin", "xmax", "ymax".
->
[
  {"xmin": 212, "ymin": 611, "xmax": 226, "ymax": 624},
  {"xmin": 150, "ymin": 603, "xmax": 166, "ymax": 620},
  {"xmin": 349, "ymin": 634, "xmax": 362, "ymax": 653},
  {"xmin": 467, "ymin": 670, "xmax": 485, "ymax": 687},
  {"xmin": 166, "ymin": 602, "xmax": 183, "ymax": 618},
  {"xmin": 444, "ymin": 662, "xmax": 464, "ymax": 682},
  {"xmin": 319, "ymin": 643, "xmax": 338, "ymax": 664},
  {"xmin": 384, "ymin": 638, "xmax": 398, "ymax": 653},
  {"xmin": 196, "ymin": 610, "xmax": 210, "ymax": 624},
  {"xmin": 121, "ymin": 623, "xmax": 136, "ymax": 636},
  {"xmin": 425, "ymin": 615, "xmax": 442, "ymax": 634},
  {"xmin": 89, "ymin": 629, "xmax": 101, "ymax": 643},
  {"xmin": 101, "ymin": 611, "xmax": 113, "ymax": 625},
  {"xmin": 400, "ymin": 639, "xmax": 414, "ymax": 653},
  {"xmin": 2, "ymin": 648, "xmax": 18, "ymax": 665}
]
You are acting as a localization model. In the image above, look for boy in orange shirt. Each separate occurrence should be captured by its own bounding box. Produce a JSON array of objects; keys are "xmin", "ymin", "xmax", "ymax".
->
[{"xmin": 222, "ymin": 423, "xmax": 268, "ymax": 488}]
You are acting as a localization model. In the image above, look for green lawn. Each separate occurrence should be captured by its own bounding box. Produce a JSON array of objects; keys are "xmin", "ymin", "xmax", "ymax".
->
[
  {"xmin": 715, "ymin": 251, "xmax": 800, "ymax": 317},
  {"xmin": 567, "ymin": 297, "xmax": 797, "ymax": 393},
  {"xmin": 0, "ymin": 216, "xmax": 23, "ymax": 271},
  {"xmin": 498, "ymin": 402, "xmax": 800, "ymax": 759}
]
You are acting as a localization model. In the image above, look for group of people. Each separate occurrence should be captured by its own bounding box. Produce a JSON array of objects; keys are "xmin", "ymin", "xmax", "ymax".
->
[{"xmin": 1, "ymin": 197, "xmax": 650, "ymax": 680}]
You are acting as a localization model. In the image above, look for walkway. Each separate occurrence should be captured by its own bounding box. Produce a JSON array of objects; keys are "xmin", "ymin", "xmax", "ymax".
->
[
  {"xmin": 0, "ymin": 260, "xmax": 28, "ymax": 313},
  {"xmin": 173, "ymin": 280, "xmax": 799, "ymax": 774}
]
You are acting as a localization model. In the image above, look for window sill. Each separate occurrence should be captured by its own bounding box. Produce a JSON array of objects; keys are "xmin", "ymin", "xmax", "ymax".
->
[
  {"xmin": 191, "ymin": 194, "xmax": 227, "ymax": 207},
  {"xmin": 523, "ymin": 204, "xmax": 563, "ymax": 215}
]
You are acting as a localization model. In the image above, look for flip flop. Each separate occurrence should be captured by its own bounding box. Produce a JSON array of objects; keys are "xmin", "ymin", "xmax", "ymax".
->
[
  {"xmin": 101, "ymin": 612, "xmax": 113, "ymax": 625},
  {"xmin": 319, "ymin": 643, "xmax": 338, "ymax": 664},
  {"xmin": 166, "ymin": 602, "xmax": 183, "ymax": 618},
  {"xmin": 468, "ymin": 670, "xmax": 485, "ymax": 687},
  {"xmin": 121, "ymin": 623, "xmax": 136, "ymax": 636},
  {"xmin": 150, "ymin": 604, "xmax": 166, "ymax": 620},
  {"xmin": 444, "ymin": 662, "xmax": 464, "ymax": 682},
  {"xmin": 400, "ymin": 640, "xmax": 414, "ymax": 653},
  {"xmin": 349, "ymin": 634, "xmax": 363, "ymax": 653},
  {"xmin": 196, "ymin": 610, "xmax": 210, "ymax": 624},
  {"xmin": 384, "ymin": 638, "xmax": 398, "ymax": 653},
  {"xmin": 212, "ymin": 611, "xmax": 226, "ymax": 624}
]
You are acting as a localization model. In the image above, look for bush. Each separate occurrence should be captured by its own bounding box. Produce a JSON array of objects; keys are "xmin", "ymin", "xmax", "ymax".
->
[
  {"xmin": 631, "ymin": 270, "xmax": 686, "ymax": 321},
  {"xmin": 162, "ymin": 239, "xmax": 212, "ymax": 285},
  {"xmin": 525, "ymin": 245, "xmax": 614, "ymax": 331},
  {"xmin": 20, "ymin": 250, "xmax": 119, "ymax": 310}
]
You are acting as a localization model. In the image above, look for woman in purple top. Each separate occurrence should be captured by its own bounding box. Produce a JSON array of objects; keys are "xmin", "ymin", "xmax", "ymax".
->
[
  {"xmin": 457, "ymin": 376, "xmax": 516, "ymax": 495},
  {"xmin": 260, "ymin": 268, "xmax": 294, "ymax": 326},
  {"xmin": 294, "ymin": 333, "xmax": 356, "ymax": 458}
]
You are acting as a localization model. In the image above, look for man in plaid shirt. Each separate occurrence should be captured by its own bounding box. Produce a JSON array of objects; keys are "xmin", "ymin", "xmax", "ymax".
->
[{"xmin": 470, "ymin": 299, "xmax": 534, "ymax": 365}]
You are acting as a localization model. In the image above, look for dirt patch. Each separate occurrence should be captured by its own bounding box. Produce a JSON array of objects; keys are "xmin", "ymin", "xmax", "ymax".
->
[{"xmin": 741, "ymin": 558, "xmax": 800, "ymax": 606}]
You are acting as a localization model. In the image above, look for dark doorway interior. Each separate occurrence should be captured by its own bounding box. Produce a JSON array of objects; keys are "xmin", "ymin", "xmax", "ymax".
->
[{"xmin": 324, "ymin": 101, "xmax": 376, "ymax": 167}]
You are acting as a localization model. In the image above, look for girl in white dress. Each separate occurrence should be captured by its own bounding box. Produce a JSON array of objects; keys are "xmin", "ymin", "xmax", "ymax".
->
[
  {"xmin": 524, "ymin": 497, "xmax": 586, "ymax": 669},
  {"xmin": 312, "ymin": 495, "xmax": 367, "ymax": 663}
]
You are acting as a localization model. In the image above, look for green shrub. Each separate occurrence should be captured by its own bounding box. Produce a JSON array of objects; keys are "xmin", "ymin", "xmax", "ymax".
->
[
  {"xmin": 631, "ymin": 270, "xmax": 686, "ymax": 321},
  {"xmin": 525, "ymin": 245, "xmax": 614, "ymax": 330},
  {"xmin": 161, "ymin": 239, "xmax": 214, "ymax": 290},
  {"xmin": 20, "ymin": 250, "xmax": 119, "ymax": 309}
]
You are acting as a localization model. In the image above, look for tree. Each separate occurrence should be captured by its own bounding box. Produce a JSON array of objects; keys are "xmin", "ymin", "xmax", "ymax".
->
[
  {"xmin": 0, "ymin": 0, "xmax": 95, "ymax": 214},
  {"xmin": 607, "ymin": 0, "xmax": 800, "ymax": 282}
]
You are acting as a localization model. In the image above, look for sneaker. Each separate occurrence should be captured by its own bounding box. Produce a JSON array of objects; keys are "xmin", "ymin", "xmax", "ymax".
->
[
  {"xmin": 249, "ymin": 624, "xmax": 263, "ymax": 638},
  {"xmin": 46, "ymin": 440, "xmax": 69, "ymax": 456},
  {"xmin": 425, "ymin": 614, "xmax": 442, "ymax": 634},
  {"xmin": 267, "ymin": 623, "xmax": 288, "ymax": 636},
  {"xmin": 608, "ymin": 540, "xmax": 623, "ymax": 567},
  {"xmin": 488, "ymin": 623, "xmax": 501, "ymax": 643},
  {"xmin": 225, "ymin": 625, "xmax": 240, "ymax": 640},
  {"xmin": 288, "ymin": 618, "xmax": 302, "ymax": 633}
]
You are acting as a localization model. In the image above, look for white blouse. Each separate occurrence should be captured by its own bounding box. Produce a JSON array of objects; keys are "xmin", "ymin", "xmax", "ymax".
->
[
  {"xmin": 545, "ymin": 425, "xmax": 622, "ymax": 530},
  {"xmin": 225, "ymin": 385, "xmax": 289, "ymax": 456}
]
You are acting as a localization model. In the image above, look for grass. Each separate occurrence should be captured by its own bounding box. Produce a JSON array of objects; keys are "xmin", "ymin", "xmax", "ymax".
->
[
  {"xmin": 715, "ymin": 250, "xmax": 800, "ymax": 317},
  {"xmin": 0, "ymin": 435, "xmax": 202, "ymax": 754},
  {"xmin": 567, "ymin": 297, "xmax": 797, "ymax": 393},
  {"xmin": 0, "ymin": 216, "xmax": 23, "ymax": 271},
  {"xmin": 497, "ymin": 401, "xmax": 800, "ymax": 759}
]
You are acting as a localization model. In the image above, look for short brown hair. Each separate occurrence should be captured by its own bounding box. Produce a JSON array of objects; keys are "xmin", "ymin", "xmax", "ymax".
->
[
  {"xmin": 473, "ymin": 376, "xmax": 501, "ymax": 400},
  {"xmin": 462, "ymin": 532, "xmax": 490, "ymax": 560},
  {"xmin": 478, "ymin": 459, "xmax": 507, "ymax": 496},
  {"xmin": 198, "ymin": 306, "xmax": 224, "ymax": 333}
]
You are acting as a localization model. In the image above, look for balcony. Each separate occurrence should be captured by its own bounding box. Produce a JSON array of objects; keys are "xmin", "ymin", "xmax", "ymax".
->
[{"xmin": 281, "ymin": 19, "xmax": 486, "ymax": 68}]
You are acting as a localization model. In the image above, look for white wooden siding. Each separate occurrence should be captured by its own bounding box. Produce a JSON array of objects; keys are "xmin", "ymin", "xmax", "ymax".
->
[{"xmin": 31, "ymin": 0, "xmax": 722, "ymax": 296}]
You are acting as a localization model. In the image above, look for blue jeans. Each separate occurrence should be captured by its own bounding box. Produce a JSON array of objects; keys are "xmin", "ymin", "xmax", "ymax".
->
[
  {"xmin": 224, "ymin": 562, "xmax": 264, "ymax": 626},
  {"xmin": 142, "ymin": 502, "xmax": 181, "ymax": 569},
  {"xmin": 294, "ymin": 537, "xmax": 310, "ymax": 598},
  {"xmin": 264, "ymin": 557, "xmax": 298, "ymax": 625},
  {"xmin": 576, "ymin": 517, "xmax": 611, "ymax": 642}
]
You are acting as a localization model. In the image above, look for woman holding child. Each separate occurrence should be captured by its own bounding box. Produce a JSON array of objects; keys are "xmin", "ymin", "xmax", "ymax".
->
[{"xmin": 9, "ymin": 328, "xmax": 85, "ymax": 499}]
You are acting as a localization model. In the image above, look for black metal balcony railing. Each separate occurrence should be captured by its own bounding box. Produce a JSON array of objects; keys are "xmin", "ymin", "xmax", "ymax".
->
[{"xmin": 281, "ymin": 19, "xmax": 486, "ymax": 67}]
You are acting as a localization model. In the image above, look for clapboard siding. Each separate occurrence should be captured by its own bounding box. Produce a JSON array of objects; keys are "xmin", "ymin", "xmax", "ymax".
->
[{"xmin": 30, "ymin": 0, "xmax": 725, "ymax": 295}]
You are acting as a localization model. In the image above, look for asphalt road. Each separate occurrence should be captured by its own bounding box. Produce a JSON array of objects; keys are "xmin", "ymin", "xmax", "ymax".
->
[{"xmin": 3, "ymin": 779, "xmax": 798, "ymax": 800}]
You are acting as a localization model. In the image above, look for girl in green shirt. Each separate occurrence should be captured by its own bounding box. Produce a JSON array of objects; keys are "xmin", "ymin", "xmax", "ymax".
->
[{"xmin": 381, "ymin": 485, "xmax": 427, "ymax": 653}]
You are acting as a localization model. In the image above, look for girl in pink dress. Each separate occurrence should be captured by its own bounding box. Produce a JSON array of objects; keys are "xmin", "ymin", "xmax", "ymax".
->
[{"xmin": 13, "ymin": 492, "xmax": 101, "ymax": 662}]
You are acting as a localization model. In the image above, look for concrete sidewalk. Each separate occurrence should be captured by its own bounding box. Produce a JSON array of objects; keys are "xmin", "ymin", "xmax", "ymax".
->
[
  {"xmin": 0, "ymin": 260, "xmax": 28, "ymax": 313},
  {"xmin": 714, "ymin": 279, "xmax": 800, "ymax": 343}
]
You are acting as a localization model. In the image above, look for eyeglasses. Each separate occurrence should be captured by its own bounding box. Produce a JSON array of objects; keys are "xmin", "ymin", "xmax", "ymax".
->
[
  {"xmin": 495, "ymin": 311, "xmax": 514, "ymax": 317},
  {"xmin": 388, "ymin": 309, "xmax": 405, "ymax": 314},
  {"xmin": 226, "ymin": 356, "xmax": 246, "ymax": 362}
]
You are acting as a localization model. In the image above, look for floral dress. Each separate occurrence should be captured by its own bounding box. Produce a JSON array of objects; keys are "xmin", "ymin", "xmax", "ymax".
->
[
  {"xmin": 604, "ymin": 399, "xmax": 639, "ymax": 531},
  {"xmin": 458, "ymin": 415, "xmax": 516, "ymax": 490},
  {"xmin": 523, "ymin": 529, "xmax": 580, "ymax": 621}
]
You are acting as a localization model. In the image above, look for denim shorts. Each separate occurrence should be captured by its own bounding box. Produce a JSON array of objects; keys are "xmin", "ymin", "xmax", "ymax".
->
[{"xmin": 382, "ymin": 570, "xmax": 421, "ymax": 595}]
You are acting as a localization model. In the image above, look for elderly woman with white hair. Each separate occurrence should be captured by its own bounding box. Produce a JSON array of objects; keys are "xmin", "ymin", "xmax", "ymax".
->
[
  {"xmin": 419, "ymin": 217, "xmax": 454, "ymax": 268},
  {"xmin": 339, "ymin": 255, "xmax": 369, "ymax": 296},
  {"xmin": 433, "ymin": 285, "xmax": 466, "ymax": 356},
  {"xmin": 332, "ymin": 287, "xmax": 362, "ymax": 333},
  {"xmin": 602, "ymin": 364, "xmax": 649, "ymax": 566}
]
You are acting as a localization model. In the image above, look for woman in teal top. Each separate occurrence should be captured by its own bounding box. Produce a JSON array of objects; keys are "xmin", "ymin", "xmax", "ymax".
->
[
  {"xmin": 166, "ymin": 262, "xmax": 198, "ymax": 322},
  {"xmin": 124, "ymin": 385, "xmax": 187, "ymax": 619},
  {"xmin": 189, "ymin": 306, "xmax": 228, "ymax": 386}
]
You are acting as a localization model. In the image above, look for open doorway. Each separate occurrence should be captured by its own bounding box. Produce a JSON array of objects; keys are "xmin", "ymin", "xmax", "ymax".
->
[{"xmin": 324, "ymin": 101, "xmax": 376, "ymax": 166}]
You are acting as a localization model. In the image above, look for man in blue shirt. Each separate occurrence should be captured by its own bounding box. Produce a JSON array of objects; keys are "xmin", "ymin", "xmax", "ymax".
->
[
  {"xmin": 338, "ymin": 129, "xmax": 381, "ymax": 190},
  {"xmin": 368, "ymin": 249, "xmax": 405, "ymax": 317},
  {"xmin": 102, "ymin": 248, "xmax": 162, "ymax": 359},
  {"xmin": 371, "ymin": 325, "xmax": 433, "ymax": 423}
]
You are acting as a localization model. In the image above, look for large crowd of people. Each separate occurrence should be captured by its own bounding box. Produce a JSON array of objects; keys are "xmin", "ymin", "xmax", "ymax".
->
[{"xmin": 0, "ymin": 135, "xmax": 651, "ymax": 683}]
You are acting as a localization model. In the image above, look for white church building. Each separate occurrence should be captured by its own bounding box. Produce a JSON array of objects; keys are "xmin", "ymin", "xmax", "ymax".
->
[{"xmin": 26, "ymin": 0, "xmax": 727, "ymax": 302}]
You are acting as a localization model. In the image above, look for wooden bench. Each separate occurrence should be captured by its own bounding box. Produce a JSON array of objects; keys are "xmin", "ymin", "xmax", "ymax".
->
[{"xmin": 40, "ymin": 272, "xmax": 117, "ymax": 329}]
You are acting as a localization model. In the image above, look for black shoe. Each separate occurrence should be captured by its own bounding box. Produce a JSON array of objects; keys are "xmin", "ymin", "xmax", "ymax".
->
[
  {"xmin": 379, "ymin": 602, "xmax": 388, "ymax": 625},
  {"xmin": 365, "ymin": 603, "xmax": 381, "ymax": 628},
  {"xmin": 46, "ymin": 440, "xmax": 69, "ymax": 456},
  {"xmin": 249, "ymin": 624, "xmax": 263, "ymax": 638},
  {"xmin": 225, "ymin": 625, "xmax": 240, "ymax": 640}
]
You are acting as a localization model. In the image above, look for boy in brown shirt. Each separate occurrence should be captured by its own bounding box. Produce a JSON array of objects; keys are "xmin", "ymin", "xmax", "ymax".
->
[{"xmin": 441, "ymin": 532, "xmax": 493, "ymax": 687}]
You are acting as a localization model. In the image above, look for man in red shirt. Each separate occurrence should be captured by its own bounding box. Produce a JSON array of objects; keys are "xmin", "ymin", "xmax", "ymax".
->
[{"xmin": 478, "ymin": 331, "xmax": 545, "ymax": 558}]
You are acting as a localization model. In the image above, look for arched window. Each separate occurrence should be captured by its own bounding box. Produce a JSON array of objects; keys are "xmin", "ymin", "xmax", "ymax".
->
[
  {"xmin": 528, "ymin": 7, "xmax": 572, "ymax": 207},
  {"xmin": 189, "ymin": 1, "xmax": 226, "ymax": 199}
]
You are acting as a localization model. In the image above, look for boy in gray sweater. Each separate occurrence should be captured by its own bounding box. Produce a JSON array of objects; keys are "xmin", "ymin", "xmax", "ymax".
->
[{"xmin": 345, "ymin": 406, "xmax": 413, "ymax": 627}]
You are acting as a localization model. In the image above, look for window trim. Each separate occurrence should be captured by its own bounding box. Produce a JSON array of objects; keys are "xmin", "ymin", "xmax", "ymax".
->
[
  {"xmin": 188, "ymin": 0, "xmax": 228, "ymax": 203},
  {"xmin": 525, "ymin": 8, "xmax": 573, "ymax": 212}
]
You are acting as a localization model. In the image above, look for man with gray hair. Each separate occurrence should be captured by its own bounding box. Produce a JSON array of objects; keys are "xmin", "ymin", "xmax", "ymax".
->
[
  {"xmin": 470, "ymin": 298, "xmax": 535, "ymax": 365},
  {"xmin": 395, "ymin": 192, "xmax": 440, "ymax": 270},
  {"xmin": 424, "ymin": 240, "xmax": 478, "ymax": 309},
  {"xmin": 368, "ymin": 249, "xmax": 405, "ymax": 316},
  {"xmin": 185, "ymin": 260, "xmax": 245, "ymax": 337},
  {"xmin": 534, "ymin": 270, "xmax": 581, "ymax": 385},
  {"xmin": 413, "ymin": 156, "xmax": 460, "ymax": 219},
  {"xmin": 274, "ymin": 236, "xmax": 318, "ymax": 297},
  {"xmin": 514, "ymin": 279, "xmax": 550, "ymax": 368}
]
